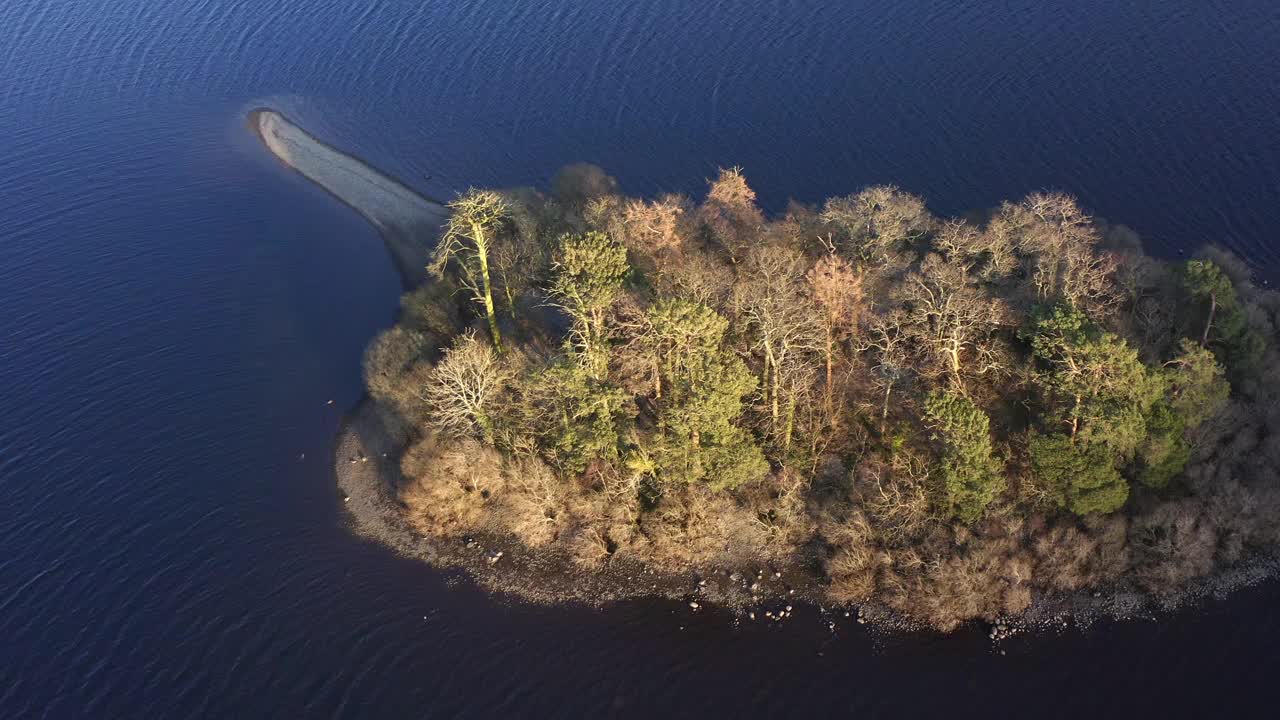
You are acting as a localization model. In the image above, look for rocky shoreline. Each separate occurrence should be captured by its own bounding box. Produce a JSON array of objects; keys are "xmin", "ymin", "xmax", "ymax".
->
[
  {"xmin": 333, "ymin": 397, "xmax": 1280, "ymax": 634},
  {"xmin": 335, "ymin": 397, "xmax": 832, "ymax": 612}
]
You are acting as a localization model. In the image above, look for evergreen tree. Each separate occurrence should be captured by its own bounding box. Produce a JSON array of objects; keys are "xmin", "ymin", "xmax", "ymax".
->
[
  {"xmin": 1181, "ymin": 259, "xmax": 1267, "ymax": 379},
  {"xmin": 550, "ymin": 231, "xmax": 629, "ymax": 379},
  {"xmin": 923, "ymin": 391, "xmax": 1005, "ymax": 524},
  {"xmin": 1024, "ymin": 304, "xmax": 1165, "ymax": 459},
  {"xmin": 645, "ymin": 299, "xmax": 768, "ymax": 489},
  {"xmin": 527, "ymin": 362, "xmax": 632, "ymax": 475},
  {"xmin": 1028, "ymin": 433, "xmax": 1129, "ymax": 515}
]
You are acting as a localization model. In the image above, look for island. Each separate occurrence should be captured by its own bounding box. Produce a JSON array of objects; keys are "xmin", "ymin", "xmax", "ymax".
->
[{"xmin": 254, "ymin": 110, "xmax": 1280, "ymax": 632}]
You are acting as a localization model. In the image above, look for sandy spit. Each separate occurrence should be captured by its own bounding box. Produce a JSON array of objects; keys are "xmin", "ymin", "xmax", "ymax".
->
[{"xmin": 250, "ymin": 108, "xmax": 448, "ymax": 286}]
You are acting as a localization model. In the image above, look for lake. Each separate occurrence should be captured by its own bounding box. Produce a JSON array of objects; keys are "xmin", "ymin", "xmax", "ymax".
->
[{"xmin": 2, "ymin": 0, "xmax": 1279, "ymax": 716}]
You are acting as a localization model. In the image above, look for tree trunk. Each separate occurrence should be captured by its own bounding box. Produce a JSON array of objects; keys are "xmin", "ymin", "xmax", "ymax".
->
[
  {"xmin": 824, "ymin": 325, "xmax": 836, "ymax": 429},
  {"xmin": 783, "ymin": 394, "xmax": 796, "ymax": 450},
  {"xmin": 1070, "ymin": 394, "xmax": 1082, "ymax": 440},
  {"xmin": 947, "ymin": 338, "xmax": 961, "ymax": 388},
  {"xmin": 1201, "ymin": 293, "xmax": 1218, "ymax": 346},
  {"xmin": 881, "ymin": 382, "xmax": 893, "ymax": 433},
  {"xmin": 473, "ymin": 223, "xmax": 503, "ymax": 353},
  {"xmin": 763, "ymin": 343, "xmax": 779, "ymax": 426}
]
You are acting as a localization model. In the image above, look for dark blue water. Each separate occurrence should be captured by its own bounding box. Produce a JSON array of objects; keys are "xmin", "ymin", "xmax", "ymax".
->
[{"xmin": 3, "ymin": 1, "xmax": 1279, "ymax": 717}]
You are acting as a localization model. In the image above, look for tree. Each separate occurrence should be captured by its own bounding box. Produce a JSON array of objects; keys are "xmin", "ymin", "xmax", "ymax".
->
[
  {"xmin": 490, "ymin": 189, "xmax": 555, "ymax": 321},
  {"xmin": 420, "ymin": 330, "xmax": 509, "ymax": 442},
  {"xmin": 525, "ymin": 362, "xmax": 632, "ymax": 475},
  {"xmin": 1164, "ymin": 339, "xmax": 1230, "ymax": 431},
  {"xmin": 1025, "ymin": 304, "xmax": 1165, "ymax": 458},
  {"xmin": 923, "ymin": 391, "xmax": 1006, "ymax": 523},
  {"xmin": 550, "ymin": 231, "xmax": 629, "ymax": 379},
  {"xmin": 1181, "ymin": 259, "xmax": 1235, "ymax": 347},
  {"xmin": 1028, "ymin": 433, "xmax": 1129, "ymax": 515},
  {"xmin": 552, "ymin": 163, "xmax": 618, "ymax": 209},
  {"xmin": 1136, "ymin": 340, "xmax": 1230, "ymax": 489},
  {"xmin": 431, "ymin": 190, "xmax": 509, "ymax": 352},
  {"xmin": 363, "ymin": 325, "xmax": 431, "ymax": 413},
  {"xmin": 614, "ymin": 195, "xmax": 687, "ymax": 256},
  {"xmin": 1180, "ymin": 258, "xmax": 1267, "ymax": 378},
  {"xmin": 735, "ymin": 246, "xmax": 824, "ymax": 449},
  {"xmin": 821, "ymin": 186, "xmax": 933, "ymax": 271},
  {"xmin": 989, "ymin": 193, "xmax": 1119, "ymax": 316},
  {"xmin": 859, "ymin": 308, "xmax": 913, "ymax": 431},
  {"xmin": 1135, "ymin": 402, "xmax": 1190, "ymax": 490},
  {"xmin": 806, "ymin": 252, "xmax": 863, "ymax": 426},
  {"xmin": 898, "ymin": 237, "xmax": 1010, "ymax": 390},
  {"xmin": 644, "ymin": 299, "xmax": 768, "ymax": 488},
  {"xmin": 700, "ymin": 167, "xmax": 763, "ymax": 264}
]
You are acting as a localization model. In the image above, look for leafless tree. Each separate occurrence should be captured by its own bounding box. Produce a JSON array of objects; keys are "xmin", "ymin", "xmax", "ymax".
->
[
  {"xmin": 700, "ymin": 167, "xmax": 764, "ymax": 264},
  {"xmin": 806, "ymin": 252, "xmax": 864, "ymax": 426},
  {"xmin": 735, "ymin": 246, "xmax": 825, "ymax": 448},
  {"xmin": 420, "ymin": 330, "xmax": 510, "ymax": 441},
  {"xmin": 897, "ymin": 225, "xmax": 1012, "ymax": 390},
  {"xmin": 988, "ymin": 193, "xmax": 1120, "ymax": 316}
]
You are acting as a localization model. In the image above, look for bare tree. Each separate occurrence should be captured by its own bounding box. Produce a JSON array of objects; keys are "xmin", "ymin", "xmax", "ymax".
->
[
  {"xmin": 897, "ymin": 224, "xmax": 1012, "ymax": 390},
  {"xmin": 988, "ymin": 193, "xmax": 1119, "ymax": 316},
  {"xmin": 821, "ymin": 185, "xmax": 934, "ymax": 275},
  {"xmin": 700, "ymin": 167, "xmax": 764, "ymax": 264},
  {"xmin": 420, "ymin": 330, "xmax": 510, "ymax": 442},
  {"xmin": 431, "ymin": 189, "xmax": 509, "ymax": 352},
  {"xmin": 858, "ymin": 308, "xmax": 914, "ymax": 431},
  {"xmin": 807, "ymin": 251, "xmax": 864, "ymax": 426},
  {"xmin": 735, "ymin": 246, "xmax": 824, "ymax": 449}
]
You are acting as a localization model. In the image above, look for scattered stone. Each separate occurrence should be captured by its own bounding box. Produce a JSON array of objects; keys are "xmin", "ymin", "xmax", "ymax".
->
[
  {"xmin": 326, "ymin": 399, "xmax": 334, "ymax": 405},
  {"xmin": 774, "ymin": 572, "xmax": 782, "ymax": 579},
  {"xmin": 729, "ymin": 572, "xmax": 742, "ymax": 582},
  {"xmin": 785, "ymin": 605, "xmax": 793, "ymax": 612},
  {"xmin": 689, "ymin": 601, "xmax": 700, "ymax": 610}
]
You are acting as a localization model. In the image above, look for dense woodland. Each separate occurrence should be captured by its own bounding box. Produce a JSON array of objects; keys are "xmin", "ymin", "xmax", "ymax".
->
[{"xmin": 364, "ymin": 164, "xmax": 1280, "ymax": 630}]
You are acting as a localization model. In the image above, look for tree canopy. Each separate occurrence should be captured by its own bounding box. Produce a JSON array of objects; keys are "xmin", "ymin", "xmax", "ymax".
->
[{"xmin": 382, "ymin": 164, "xmax": 1280, "ymax": 630}]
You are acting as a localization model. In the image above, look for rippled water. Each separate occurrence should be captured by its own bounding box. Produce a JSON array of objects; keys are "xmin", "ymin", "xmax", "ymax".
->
[{"xmin": 2, "ymin": 1, "xmax": 1279, "ymax": 716}]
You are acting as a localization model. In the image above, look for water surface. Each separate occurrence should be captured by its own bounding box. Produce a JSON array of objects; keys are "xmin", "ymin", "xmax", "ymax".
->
[{"xmin": 2, "ymin": 1, "xmax": 1279, "ymax": 716}]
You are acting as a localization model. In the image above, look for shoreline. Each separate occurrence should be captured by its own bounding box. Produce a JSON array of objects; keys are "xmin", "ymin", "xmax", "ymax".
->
[
  {"xmin": 334, "ymin": 397, "xmax": 830, "ymax": 611},
  {"xmin": 253, "ymin": 107, "xmax": 1279, "ymax": 635}
]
